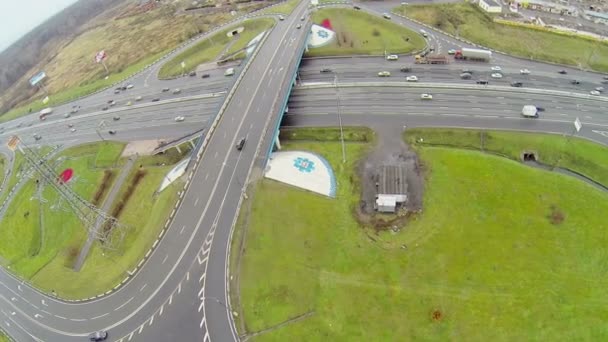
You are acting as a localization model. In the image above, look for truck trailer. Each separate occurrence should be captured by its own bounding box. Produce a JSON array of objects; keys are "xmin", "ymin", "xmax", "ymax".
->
[
  {"xmin": 454, "ymin": 48, "xmax": 492, "ymax": 62},
  {"xmin": 415, "ymin": 54, "xmax": 449, "ymax": 64},
  {"xmin": 39, "ymin": 107, "xmax": 53, "ymax": 121}
]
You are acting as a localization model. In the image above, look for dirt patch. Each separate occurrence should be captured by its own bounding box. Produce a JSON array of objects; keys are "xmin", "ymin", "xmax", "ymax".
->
[
  {"xmin": 356, "ymin": 125, "xmax": 424, "ymax": 229},
  {"xmin": 91, "ymin": 170, "xmax": 114, "ymax": 206},
  {"xmin": 101, "ymin": 168, "xmax": 146, "ymax": 238},
  {"xmin": 431, "ymin": 309, "xmax": 443, "ymax": 322},
  {"xmin": 548, "ymin": 205, "xmax": 565, "ymax": 225},
  {"xmin": 121, "ymin": 140, "xmax": 161, "ymax": 158}
]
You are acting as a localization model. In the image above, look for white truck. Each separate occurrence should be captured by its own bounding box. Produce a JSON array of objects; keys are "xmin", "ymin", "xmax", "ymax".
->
[
  {"xmin": 521, "ymin": 105, "xmax": 539, "ymax": 118},
  {"xmin": 454, "ymin": 48, "xmax": 492, "ymax": 62},
  {"xmin": 39, "ymin": 107, "xmax": 53, "ymax": 121}
]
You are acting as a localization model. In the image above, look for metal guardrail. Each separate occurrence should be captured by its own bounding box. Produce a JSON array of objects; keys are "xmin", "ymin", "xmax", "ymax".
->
[{"xmin": 297, "ymin": 81, "xmax": 608, "ymax": 102}]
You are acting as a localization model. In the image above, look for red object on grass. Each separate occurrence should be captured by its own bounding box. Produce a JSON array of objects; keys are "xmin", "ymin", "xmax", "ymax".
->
[
  {"xmin": 59, "ymin": 168, "xmax": 74, "ymax": 183},
  {"xmin": 321, "ymin": 19, "xmax": 333, "ymax": 30}
]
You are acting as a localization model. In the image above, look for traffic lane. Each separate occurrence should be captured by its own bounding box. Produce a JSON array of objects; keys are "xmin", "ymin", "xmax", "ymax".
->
[
  {"xmin": 2, "ymin": 95, "xmax": 223, "ymax": 140},
  {"xmin": 298, "ymin": 63, "xmax": 606, "ymax": 92},
  {"xmin": 204, "ymin": 4, "xmax": 310, "ymax": 341},
  {"xmin": 4, "ymin": 69, "xmax": 231, "ymax": 129},
  {"xmin": 282, "ymin": 113, "xmax": 608, "ymax": 146},
  {"xmin": 291, "ymin": 87, "xmax": 608, "ymax": 115}
]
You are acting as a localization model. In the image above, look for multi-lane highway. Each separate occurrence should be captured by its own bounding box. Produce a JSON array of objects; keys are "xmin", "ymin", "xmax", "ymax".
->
[
  {"xmin": 1, "ymin": 1, "xmax": 608, "ymax": 341},
  {"xmin": 0, "ymin": 1, "xmax": 310, "ymax": 341}
]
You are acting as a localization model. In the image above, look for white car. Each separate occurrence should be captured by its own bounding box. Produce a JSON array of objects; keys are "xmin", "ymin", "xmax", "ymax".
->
[
  {"xmin": 135, "ymin": 96, "xmax": 143, "ymax": 101},
  {"xmin": 406, "ymin": 75, "xmax": 418, "ymax": 82},
  {"xmin": 70, "ymin": 128, "xmax": 76, "ymax": 133},
  {"xmin": 378, "ymin": 71, "xmax": 391, "ymax": 77},
  {"xmin": 278, "ymin": 15, "xmax": 284, "ymax": 21},
  {"xmin": 126, "ymin": 84, "xmax": 134, "ymax": 89},
  {"xmin": 447, "ymin": 49, "xmax": 456, "ymax": 55},
  {"xmin": 520, "ymin": 69, "xmax": 530, "ymax": 75},
  {"xmin": 491, "ymin": 66, "xmax": 502, "ymax": 71},
  {"xmin": 386, "ymin": 54, "xmax": 399, "ymax": 61},
  {"xmin": 174, "ymin": 116, "xmax": 185, "ymax": 122},
  {"xmin": 595, "ymin": 86, "xmax": 604, "ymax": 92},
  {"xmin": 590, "ymin": 90, "xmax": 601, "ymax": 95},
  {"xmin": 383, "ymin": 13, "xmax": 391, "ymax": 19},
  {"xmin": 420, "ymin": 93, "xmax": 433, "ymax": 100},
  {"xmin": 491, "ymin": 73, "xmax": 503, "ymax": 79},
  {"xmin": 173, "ymin": 88, "xmax": 181, "ymax": 94}
]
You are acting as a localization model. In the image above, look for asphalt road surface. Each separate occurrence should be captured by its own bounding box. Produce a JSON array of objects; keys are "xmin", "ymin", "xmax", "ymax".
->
[
  {"xmin": 0, "ymin": 1, "xmax": 310, "ymax": 341},
  {"xmin": 1, "ymin": 1, "xmax": 608, "ymax": 342}
]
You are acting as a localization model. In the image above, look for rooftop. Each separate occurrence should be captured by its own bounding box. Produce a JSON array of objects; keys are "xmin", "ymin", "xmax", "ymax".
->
[{"xmin": 377, "ymin": 165, "xmax": 408, "ymax": 196}]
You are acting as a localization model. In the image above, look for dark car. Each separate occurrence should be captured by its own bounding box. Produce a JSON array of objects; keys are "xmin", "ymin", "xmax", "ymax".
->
[
  {"xmin": 151, "ymin": 98, "xmax": 160, "ymax": 102},
  {"xmin": 462, "ymin": 69, "xmax": 473, "ymax": 74},
  {"xmin": 162, "ymin": 88, "xmax": 170, "ymax": 92},
  {"xmin": 108, "ymin": 130, "xmax": 117, "ymax": 135},
  {"xmin": 601, "ymin": 80, "xmax": 608, "ymax": 84},
  {"xmin": 88, "ymin": 331, "xmax": 108, "ymax": 341},
  {"xmin": 202, "ymin": 73, "xmax": 210, "ymax": 78},
  {"xmin": 400, "ymin": 67, "xmax": 412, "ymax": 73},
  {"xmin": 510, "ymin": 81, "xmax": 523, "ymax": 87},
  {"xmin": 353, "ymin": 5, "xmax": 360, "ymax": 10},
  {"xmin": 603, "ymin": 76, "xmax": 608, "ymax": 80},
  {"xmin": 320, "ymin": 68, "xmax": 332, "ymax": 73},
  {"xmin": 236, "ymin": 138, "xmax": 246, "ymax": 151},
  {"xmin": 189, "ymin": 71, "xmax": 197, "ymax": 77},
  {"xmin": 113, "ymin": 90, "xmax": 120, "ymax": 94},
  {"xmin": 571, "ymin": 80, "xmax": 580, "ymax": 85},
  {"xmin": 460, "ymin": 72, "xmax": 472, "ymax": 79},
  {"xmin": 536, "ymin": 107, "xmax": 545, "ymax": 112},
  {"xmin": 558, "ymin": 70, "xmax": 568, "ymax": 74},
  {"xmin": 476, "ymin": 79, "xmax": 488, "ymax": 85},
  {"xmin": 102, "ymin": 106, "xmax": 109, "ymax": 111},
  {"xmin": 113, "ymin": 116, "xmax": 120, "ymax": 121}
]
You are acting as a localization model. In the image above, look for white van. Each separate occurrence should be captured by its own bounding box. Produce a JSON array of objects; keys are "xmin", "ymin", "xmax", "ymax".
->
[
  {"xmin": 419, "ymin": 29, "xmax": 428, "ymax": 38},
  {"xmin": 224, "ymin": 68, "xmax": 235, "ymax": 76},
  {"xmin": 522, "ymin": 105, "xmax": 538, "ymax": 118}
]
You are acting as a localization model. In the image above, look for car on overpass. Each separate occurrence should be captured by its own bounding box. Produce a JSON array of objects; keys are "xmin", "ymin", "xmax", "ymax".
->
[
  {"xmin": 406, "ymin": 75, "xmax": 418, "ymax": 82},
  {"xmin": 378, "ymin": 71, "xmax": 391, "ymax": 77},
  {"xmin": 491, "ymin": 73, "xmax": 503, "ymax": 79},
  {"xmin": 420, "ymin": 93, "xmax": 433, "ymax": 100}
]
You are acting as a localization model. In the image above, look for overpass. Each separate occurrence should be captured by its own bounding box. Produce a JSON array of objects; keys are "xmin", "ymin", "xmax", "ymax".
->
[{"xmin": 0, "ymin": 1, "xmax": 312, "ymax": 341}]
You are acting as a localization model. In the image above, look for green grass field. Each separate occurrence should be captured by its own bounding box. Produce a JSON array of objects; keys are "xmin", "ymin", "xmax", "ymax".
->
[
  {"xmin": 0, "ymin": 49, "xmax": 170, "ymax": 123},
  {"xmin": 307, "ymin": 8, "xmax": 426, "ymax": 57},
  {"xmin": 260, "ymin": 0, "xmax": 300, "ymax": 15},
  {"xmin": 0, "ymin": 141, "xmax": 186, "ymax": 298},
  {"xmin": 0, "ymin": 331, "xmax": 9, "ymax": 342},
  {"xmin": 404, "ymin": 128, "xmax": 608, "ymax": 188},
  {"xmin": 233, "ymin": 128, "xmax": 608, "ymax": 340},
  {"xmin": 396, "ymin": 2, "xmax": 608, "ymax": 71},
  {"xmin": 0, "ymin": 154, "xmax": 5, "ymax": 189},
  {"xmin": 159, "ymin": 18, "xmax": 275, "ymax": 78}
]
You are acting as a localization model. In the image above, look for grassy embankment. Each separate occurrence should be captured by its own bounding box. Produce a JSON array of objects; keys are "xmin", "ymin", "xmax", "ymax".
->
[
  {"xmin": 405, "ymin": 128, "xmax": 608, "ymax": 187},
  {"xmin": 307, "ymin": 8, "xmax": 426, "ymax": 57},
  {"xmin": 231, "ymin": 127, "xmax": 608, "ymax": 340},
  {"xmin": 395, "ymin": 2, "xmax": 608, "ymax": 72},
  {"xmin": 259, "ymin": 0, "xmax": 300, "ymax": 15},
  {"xmin": 0, "ymin": 141, "xmax": 191, "ymax": 298},
  {"xmin": 159, "ymin": 18, "xmax": 275, "ymax": 79},
  {"xmin": 0, "ymin": 331, "xmax": 9, "ymax": 342}
]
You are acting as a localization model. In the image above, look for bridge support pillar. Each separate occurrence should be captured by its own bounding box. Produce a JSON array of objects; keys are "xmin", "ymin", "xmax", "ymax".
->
[{"xmin": 274, "ymin": 132, "xmax": 282, "ymax": 150}]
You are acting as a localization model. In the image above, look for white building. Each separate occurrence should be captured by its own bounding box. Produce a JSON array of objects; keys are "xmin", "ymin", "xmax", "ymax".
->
[{"xmin": 478, "ymin": 0, "xmax": 502, "ymax": 13}]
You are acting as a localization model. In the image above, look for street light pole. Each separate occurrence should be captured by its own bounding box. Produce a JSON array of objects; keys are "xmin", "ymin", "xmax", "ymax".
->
[{"xmin": 334, "ymin": 73, "xmax": 346, "ymax": 163}]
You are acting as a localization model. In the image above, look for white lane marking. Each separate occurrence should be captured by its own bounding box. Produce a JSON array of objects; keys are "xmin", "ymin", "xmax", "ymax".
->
[
  {"xmin": 205, "ymin": 174, "xmax": 209, "ymax": 181},
  {"xmin": 186, "ymin": 272, "xmax": 190, "ymax": 281},
  {"xmin": 161, "ymin": 254, "xmax": 169, "ymax": 265},
  {"xmin": 70, "ymin": 318, "xmax": 86, "ymax": 322},
  {"xmin": 178, "ymin": 282, "xmax": 182, "ymax": 294},
  {"xmin": 138, "ymin": 325, "xmax": 144, "ymax": 334},
  {"xmin": 214, "ymin": 151, "xmax": 218, "ymax": 159},
  {"xmin": 592, "ymin": 130, "xmax": 608, "ymax": 137},
  {"xmin": 91, "ymin": 313, "xmax": 109, "ymax": 320},
  {"xmin": 148, "ymin": 316, "xmax": 154, "ymax": 326},
  {"xmin": 169, "ymin": 294, "xmax": 173, "ymax": 305},
  {"xmin": 159, "ymin": 305, "xmax": 164, "ymax": 316},
  {"xmin": 128, "ymin": 332, "xmax": 134, "ymax": 341},
  {"xmin": 140, "ymin": 284, "xmax": 147, "ymax": 292},
  {"xmin": 199, "ymin": 273, "xmax": 206, "ymax": 283},
  {"xmin": 180, "ymin": 225, "xmax": 186, "ymax": 234},
  {"xmin": 54, "ymin": 315, "xmax": 67, "ymax": 320},
  {"xmin": 34, "ymin": 314, "xmax": 43, "ymax": 319},
  {"xmin": 114, "ymin": 297, "xmax": 134, "ymax": 311},
  {"xmin": 198, "ymin": 287, "xmax": 205, "ymax": 298},
  {"xmin": 200, "ymin": 316, "xmax": 206, "ymax": 328},
  {"xmin": 41, "ymin": 300, "xmax": 47, "ymax": 306}
]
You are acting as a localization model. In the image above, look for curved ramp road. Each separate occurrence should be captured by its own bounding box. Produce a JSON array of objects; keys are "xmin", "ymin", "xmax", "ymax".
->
[
  {"xmin": 0, "ymin": 1, "xmax": 311, "ymax": 341},
  {"xmin": 1, "ymin": 1, "xmax": 608, "ymax": 341}
]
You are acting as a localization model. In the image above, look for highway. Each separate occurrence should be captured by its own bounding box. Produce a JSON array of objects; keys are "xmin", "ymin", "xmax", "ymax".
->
[
  {"xmin": 0, "ymin": 1, "xmax": 607, "ymax": 341},
  {"xmin": 0, "ymin": 1, "xmax": 310, "ymax": 341}
]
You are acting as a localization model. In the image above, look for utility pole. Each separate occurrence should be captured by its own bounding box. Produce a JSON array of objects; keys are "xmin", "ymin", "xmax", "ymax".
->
[{"xmin": 334, "ymin": 73, "xmax": 346, "ymax": 163}]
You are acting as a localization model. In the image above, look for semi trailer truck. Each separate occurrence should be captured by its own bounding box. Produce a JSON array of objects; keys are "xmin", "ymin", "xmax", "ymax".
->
[{"xmin": 454, "ymin": 48, "xmax": 492, "ymax": 62}]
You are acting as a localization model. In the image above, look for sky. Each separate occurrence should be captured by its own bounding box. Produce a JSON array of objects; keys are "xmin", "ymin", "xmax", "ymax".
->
[{"xmin": 0, "ymin": 0, "xmax": 78, "ymax": 52}]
